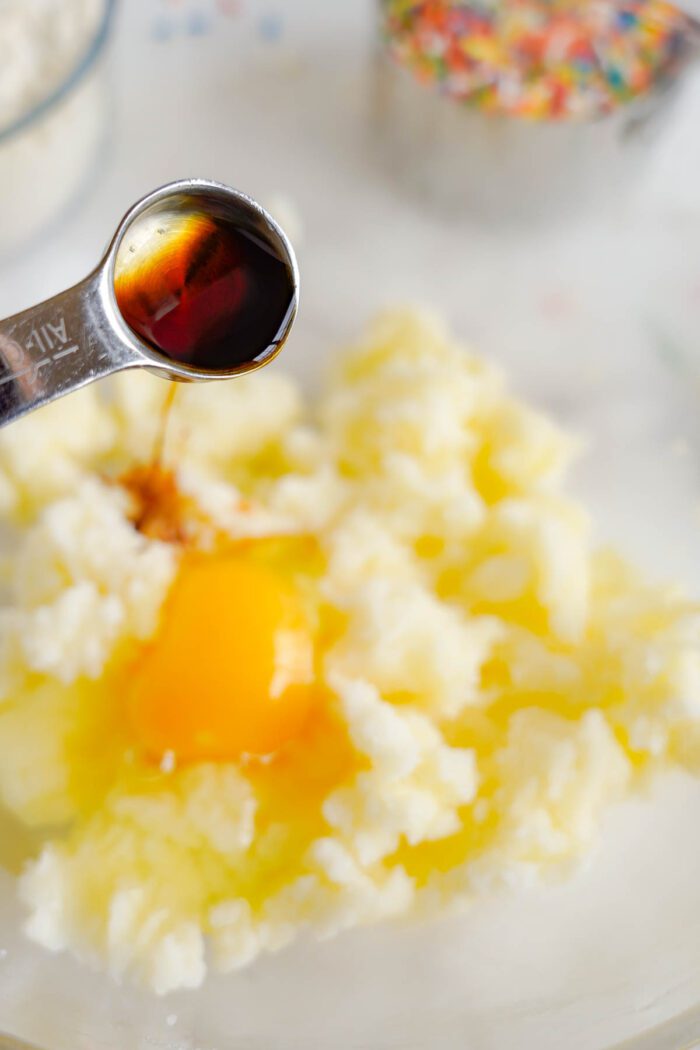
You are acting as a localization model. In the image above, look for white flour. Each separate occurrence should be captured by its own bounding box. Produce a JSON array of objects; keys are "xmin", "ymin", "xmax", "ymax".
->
[
  {"xmin": 0, "ymin": 0, "xmax": 103, "ymax": 133},
  {"xmin": 0, "ymin": 0, "xmax": 108, "ymax": 255}
]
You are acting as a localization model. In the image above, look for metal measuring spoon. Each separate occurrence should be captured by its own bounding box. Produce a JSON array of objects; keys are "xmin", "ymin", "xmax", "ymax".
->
[{"xmin": 0, "ymin": 179, "xmax": 299, "ymax": 430}]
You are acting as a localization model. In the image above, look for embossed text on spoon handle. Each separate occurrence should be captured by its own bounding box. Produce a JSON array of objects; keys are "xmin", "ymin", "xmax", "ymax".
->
[{"xmin": 0, "ymin": 272, "xmax": 130, "ymax": 429}]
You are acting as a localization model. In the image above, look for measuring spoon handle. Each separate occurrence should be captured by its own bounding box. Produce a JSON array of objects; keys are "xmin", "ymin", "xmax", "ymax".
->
[{"xmin": 0, "ymin": 271, "xmax": 131, "ymax": 430}]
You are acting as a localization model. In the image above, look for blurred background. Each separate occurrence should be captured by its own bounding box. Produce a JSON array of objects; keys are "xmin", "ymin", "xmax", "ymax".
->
[
  {"xmin": 1, "ymin": 0, "xmax": 700, "ymax": 589},
  {"xmin": 3, "ymin": 2, "xmax": 700, "ymax": 1047}
]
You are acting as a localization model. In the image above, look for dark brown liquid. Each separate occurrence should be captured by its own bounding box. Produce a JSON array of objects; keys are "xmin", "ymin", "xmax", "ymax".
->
[
  {"xmin": 120, "ymin": 462, "xmax": 189, "ymax": 545},
  {"xmin": 114, "ymin": 208, "xmax": 294, "ymax": 372},
  {"xmin": 152, "ymin": 383, "xmax": 178, "ymax": 469}
]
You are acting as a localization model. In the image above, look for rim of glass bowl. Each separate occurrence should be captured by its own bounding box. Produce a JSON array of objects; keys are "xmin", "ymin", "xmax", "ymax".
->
[{"xmin": 0, "ymin": 0, "xmax": 117, "ymax": 147}]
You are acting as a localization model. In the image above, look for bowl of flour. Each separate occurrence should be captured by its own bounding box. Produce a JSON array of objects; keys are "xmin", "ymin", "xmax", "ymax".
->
[{"xmin": 0, "ymin": 0, "xmax": 116, "ymax": 257}]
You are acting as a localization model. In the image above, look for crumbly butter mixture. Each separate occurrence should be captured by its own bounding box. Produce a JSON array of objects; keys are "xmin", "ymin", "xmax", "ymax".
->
[{"xmin": 0, "ymin": 310, "xmax": 699, "ymax": 994}]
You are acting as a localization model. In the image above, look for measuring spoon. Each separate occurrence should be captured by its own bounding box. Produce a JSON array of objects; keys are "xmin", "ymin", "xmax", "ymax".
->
[{"xmin": 0, "ymin": 179, "xmax": 299, "ymax": 430}]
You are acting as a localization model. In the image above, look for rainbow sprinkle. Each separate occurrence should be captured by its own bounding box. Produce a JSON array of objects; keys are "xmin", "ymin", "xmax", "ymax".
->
[{"xmin": 382, "ymin": 0, "xmax": 694, "ymax": 121}]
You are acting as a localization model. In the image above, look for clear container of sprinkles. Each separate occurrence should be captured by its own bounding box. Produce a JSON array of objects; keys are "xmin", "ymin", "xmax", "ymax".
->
[{"xmin": 374, "ymin": 0, "xmax": 700, "ymax": 223}]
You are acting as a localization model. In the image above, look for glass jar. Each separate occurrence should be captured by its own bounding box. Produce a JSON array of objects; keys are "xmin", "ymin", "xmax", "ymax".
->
[{"xmin": 373, "ymin": 0, "xmax": 700, "ymax": 223}]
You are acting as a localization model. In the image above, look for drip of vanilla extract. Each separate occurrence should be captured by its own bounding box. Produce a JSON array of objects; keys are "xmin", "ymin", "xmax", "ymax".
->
[
  {"xmin": 152, "ymin": 383, "xmax": 178, "ymax": 470},
  {"xmin": 113, "ymin": 204, "xmax": 295, "ymax": 373},
  {"xmin": 118, "ymin": 386, "xmax": 182, "ymax": 543},
  {"xmin": 122, "ymin": 461, "xmax": 188, "ymax": 545}
]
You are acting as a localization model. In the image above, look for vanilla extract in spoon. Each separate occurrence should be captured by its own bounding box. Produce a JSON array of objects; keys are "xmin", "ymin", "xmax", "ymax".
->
[
  {"xmin": 113, "ymin": 201, "xmax": 296, "ymax": 373},
  {"xmin": 0, "ymin": 179, "xmax": 299, "ymax": 429}
]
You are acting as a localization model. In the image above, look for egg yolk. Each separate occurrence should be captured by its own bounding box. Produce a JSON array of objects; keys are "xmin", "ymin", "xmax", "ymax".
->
[{"xmin": 126, "ymin": 554, "xmax": 316, "ymax": 764}]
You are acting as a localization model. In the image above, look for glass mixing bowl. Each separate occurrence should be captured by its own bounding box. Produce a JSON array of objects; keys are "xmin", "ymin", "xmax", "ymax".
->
[
  {"xmin": 1, "ymin": 270, "xmax": 700, "ymax": 1049},
  {"xmin": 0, "ymin": 0, "xmax": 117, "ymax": 259}
]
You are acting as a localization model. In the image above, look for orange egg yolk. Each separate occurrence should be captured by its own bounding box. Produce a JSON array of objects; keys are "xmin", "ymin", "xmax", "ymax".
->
[{"xmin": 126, "ymin": 554, "xmax": 316, "ymax": 764}]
